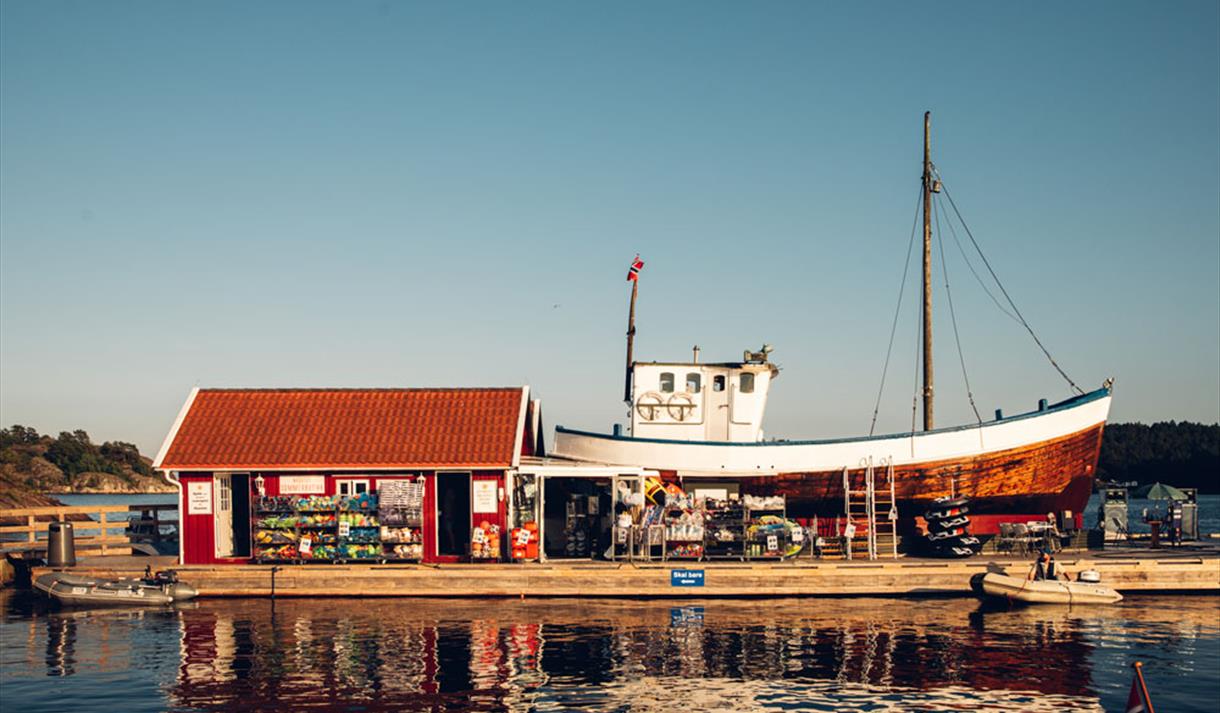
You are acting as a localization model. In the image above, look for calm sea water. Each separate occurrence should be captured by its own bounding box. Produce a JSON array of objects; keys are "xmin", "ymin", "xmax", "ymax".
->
[
  {"xmin": 8, "ymin": 493, "xmax": 1213, "ymax": 711},
  {"xmin": 1, "ymin": 592, "xmax": 1217, "ymax": 712}
]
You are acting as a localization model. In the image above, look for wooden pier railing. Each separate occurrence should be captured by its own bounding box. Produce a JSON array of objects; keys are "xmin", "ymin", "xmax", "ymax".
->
[{"xmin": 0, "ymin": 504, "xmax": 178, "ymax": 557}]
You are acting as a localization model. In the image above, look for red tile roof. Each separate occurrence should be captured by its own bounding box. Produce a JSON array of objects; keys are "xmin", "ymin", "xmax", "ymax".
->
[{"xmin": 155, "ymin": 388, "xmax": 527, "ymax": 470}]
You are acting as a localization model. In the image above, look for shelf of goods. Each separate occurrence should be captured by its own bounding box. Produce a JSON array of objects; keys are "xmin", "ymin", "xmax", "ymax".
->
[
  {"xmin": 337, "ymin": 492, "xmax": 380, "ymax": 562},
  {"xmin": 662, "ymin": 496, "xmax": 704, "ymax": 561},
  {"xmin": 254, "ymin": 495, "xmax": 341, "ymax": 563},
  {"xmin": 703, "ymin": 498, "xmax": 746, "ymax": 560},
  {"xmin": 378, "ymin": 480, "xmax": 424, "ymax": 561},
  {"xmin": 743, "ymin": 495, "xmax": 791, "ymax": 560}
]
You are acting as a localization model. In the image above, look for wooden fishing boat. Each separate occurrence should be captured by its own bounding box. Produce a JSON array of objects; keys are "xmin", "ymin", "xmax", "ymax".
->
[
  {"xmin": 552, "ymin": 114, "xmax": 1111, "ymax": 534},
  {"xmin": 974, "ymin": 571, "xmax": 1123, "ymax": 605}
]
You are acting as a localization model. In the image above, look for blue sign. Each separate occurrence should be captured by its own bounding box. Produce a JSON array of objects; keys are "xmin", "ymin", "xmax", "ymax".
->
[
  {"xmin": 670, "ymin": 569, "xmax": 705, "ymax": 587},
  {"xmin": 670, "ymin": 606, "xmax": 705, "ymax": 627}
]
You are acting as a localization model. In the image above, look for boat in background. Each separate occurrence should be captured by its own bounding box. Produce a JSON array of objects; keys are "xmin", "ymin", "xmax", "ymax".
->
[{"xmin": 552, "ymin": 114, "xmax": 1112, "ymax": 535}]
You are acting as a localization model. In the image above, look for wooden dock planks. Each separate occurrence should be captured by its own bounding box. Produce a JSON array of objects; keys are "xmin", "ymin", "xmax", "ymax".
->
[{"xmin": 31, "ymin": 554, "xmax": 1220, "ymax": 598}]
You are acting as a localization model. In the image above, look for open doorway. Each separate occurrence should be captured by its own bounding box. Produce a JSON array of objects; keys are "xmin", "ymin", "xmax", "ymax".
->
[
  {"xmin": 436, "ymin": 473, "xmax": 471, "ymax": 558},
  {"xmin": 214, "ymin": 473, "xmax": 251, "ymax": 559},
  {"xmin": 542, "ymin": 477, "xmax": 613, "ymax": 559}
]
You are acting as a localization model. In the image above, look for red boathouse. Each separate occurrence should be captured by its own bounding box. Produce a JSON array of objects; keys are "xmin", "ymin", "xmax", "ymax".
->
[{"xmin": 153, "ymin": 387, "xmax": 540, "ymax": 565}]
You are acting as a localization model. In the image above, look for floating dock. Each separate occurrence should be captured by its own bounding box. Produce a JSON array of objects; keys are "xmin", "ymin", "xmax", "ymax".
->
[{"xmin": 28, "ymin": 551, "xmax": 1220, "ymax": 598}]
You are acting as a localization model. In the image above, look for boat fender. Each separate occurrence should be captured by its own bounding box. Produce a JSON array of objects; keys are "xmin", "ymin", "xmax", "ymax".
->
[
  {"xmin": 925, "ymin": 504, "xmax": 970, "ymax": 520},
  {"xmin": 927, "ymin": 527, "xmax": 967, "ymax": 541},
  {"xmin": 931, "ymin": 497, "xmax": 968, "ymax": 509},
  {"xmin": 926, "ymin": 516, "xmax": 971, "ymax": 532}
]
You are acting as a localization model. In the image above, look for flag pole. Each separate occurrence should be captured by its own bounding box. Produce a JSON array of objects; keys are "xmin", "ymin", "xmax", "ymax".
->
[
  {"xmin": 624, "ymin": 273, "xmax": 638, "ymax": 404},
  {"xmin": 1133, "ymin": 661, "xmax": 1156, "ymax": 713}
]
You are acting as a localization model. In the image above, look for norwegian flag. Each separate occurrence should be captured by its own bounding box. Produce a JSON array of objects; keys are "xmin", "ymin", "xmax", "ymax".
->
[
  {"xmin": 1126, "ymin": 662, "xmax": 1155, "ymax": 713},
  {"xmin": 627, "ymin": 254, "xmax": 644, "ymax": 281}
]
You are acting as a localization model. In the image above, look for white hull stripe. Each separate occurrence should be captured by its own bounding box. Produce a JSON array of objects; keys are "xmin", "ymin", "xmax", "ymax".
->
[{"xmin": 554, "ymin": 389, "xmax": 1112, "ymax": 475}]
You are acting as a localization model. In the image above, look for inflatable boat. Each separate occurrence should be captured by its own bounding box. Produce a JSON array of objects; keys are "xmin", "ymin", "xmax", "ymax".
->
[
  {"xmin": 34, "ymin": 570, "xmax": 198, "ymax": 607},
  {"xmin": 973, "ymin": 571, "xmax": 1122, "ymax": 605}
]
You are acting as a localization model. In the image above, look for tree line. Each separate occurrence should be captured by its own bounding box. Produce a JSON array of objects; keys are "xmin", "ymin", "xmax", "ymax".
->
[
  {"xmin": 1097, "ymin": 421, "xmax": 1219, "ymax": 493},
  {"xmin": 0, "ymin": 425, "xmax": 154, "ymax": 484}
]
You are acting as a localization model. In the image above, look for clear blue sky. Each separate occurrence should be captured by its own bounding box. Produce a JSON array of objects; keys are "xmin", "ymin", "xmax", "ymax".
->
[{"xmin": 2, "ymin": 1, "xmax": 1217, "ymax": 455}]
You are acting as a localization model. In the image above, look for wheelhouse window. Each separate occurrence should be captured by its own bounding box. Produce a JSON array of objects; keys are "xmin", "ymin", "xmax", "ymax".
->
[
  {"xmin": 740, "ymin": 373, "xmax": 755, "ymax": 394},
  {"xmin": 659, "ymin": 372, "xmax": 675, "ymax": 393},
  {"xmin": 712, "ymin": 375, "xmax": 725, "ymax": 392},
  {"xmin": 686, "ymin": 372, "xmax": 702, "ymax": 393}
]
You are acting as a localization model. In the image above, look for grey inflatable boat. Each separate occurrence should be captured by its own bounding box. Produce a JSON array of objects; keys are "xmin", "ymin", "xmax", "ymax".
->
[{"xmin": 34, "ymin": 569, "xmax": 198, "ymax": 607}]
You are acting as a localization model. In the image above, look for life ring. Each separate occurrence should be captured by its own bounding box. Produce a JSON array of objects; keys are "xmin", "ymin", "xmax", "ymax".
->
[
  {"xmin": 666, "ymin": 392, "xmax": 697, "ymax": 421},
  {"xmin": 635, "ymin": 392, "xmax": 665, "ymax": 421}
]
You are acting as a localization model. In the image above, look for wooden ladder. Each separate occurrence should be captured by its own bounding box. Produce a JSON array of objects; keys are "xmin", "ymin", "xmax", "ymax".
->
[
  {"xmin": 843, "ymin": 459, "xmax": 900, "ymax": 560},
  {"xmin": 871, "ymin": 459, "xmax": 899, "ymax": 559}
]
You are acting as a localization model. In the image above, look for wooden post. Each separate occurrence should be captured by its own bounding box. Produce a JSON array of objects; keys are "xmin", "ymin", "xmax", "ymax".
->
[
  {"xmin": 26, "ymin": 515, "xmax": 35, "ymax": 543},
  {"xmin": 922, "ymin": 111, "xmax": 935, "ymax": 431},
  {"xmin": 99, "ymin": 510, "xmax": 108, "ymax": 555},
  {"xmin": 624, "ymin": 277, "xmax": 638, "ymax": 404}
]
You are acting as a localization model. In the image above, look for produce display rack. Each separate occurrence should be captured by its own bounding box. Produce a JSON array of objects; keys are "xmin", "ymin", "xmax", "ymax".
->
[{"xmin": 253, "ymin": 493, "xmax": 423, "ymax": 564}]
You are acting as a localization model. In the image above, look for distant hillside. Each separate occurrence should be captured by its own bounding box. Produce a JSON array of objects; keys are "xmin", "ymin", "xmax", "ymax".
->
[
  {"xmin": 0, "ymin": 425, "xmax": 174, "ymax": 494},
  {"xmin": 1098, "ymin": 421, "xmax": 1220, "ymax": 494}
]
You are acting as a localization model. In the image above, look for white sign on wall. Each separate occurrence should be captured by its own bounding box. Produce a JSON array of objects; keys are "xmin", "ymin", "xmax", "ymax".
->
[
  {"xmin": 472, "ymin": 480, "xmax": 498, "ymax": 513},
  {"xmin": 187, "ymin": 481, "xmax": 213, "ymax": 515},
  {"xmin": 279, "ymin": 476, "xmax": 326, "ymax": 494}
]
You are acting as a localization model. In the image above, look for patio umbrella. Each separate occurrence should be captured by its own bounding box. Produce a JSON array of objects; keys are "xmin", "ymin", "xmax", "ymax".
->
[{"xmin": 1131, "ymin": 482, "xmax": 1188, "ymax": 500}]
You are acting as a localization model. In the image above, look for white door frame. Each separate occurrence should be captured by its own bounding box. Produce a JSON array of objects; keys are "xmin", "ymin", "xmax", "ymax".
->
[{"xmin": 213, "ymin": 472, "xmax": 235, "ymax": 557}]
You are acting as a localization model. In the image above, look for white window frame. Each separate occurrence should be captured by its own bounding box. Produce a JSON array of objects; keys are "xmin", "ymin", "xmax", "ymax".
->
[{"xmin": 336, "ymin": 478, "xmax": 371, "ymax": 497}]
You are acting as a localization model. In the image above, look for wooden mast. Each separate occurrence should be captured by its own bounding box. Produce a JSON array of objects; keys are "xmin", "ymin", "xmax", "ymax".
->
[
  {"xmin": 922, "ymin": 111, "xmax": 935, "ymax": 431},
  {"xmin": 624, "ymin": 275, "xmax": 638, "ymax": 404}
]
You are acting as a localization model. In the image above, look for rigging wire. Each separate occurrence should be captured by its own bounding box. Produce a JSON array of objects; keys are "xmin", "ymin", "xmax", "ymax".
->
[
  {"xmin": 870, "ymin": 187, "xmax": 924, "ymax": 436},
  {"xmin": 934, "ymin": 170, "xmax": 1021, "ymax": 325},
  {"xmin": 933, "ymin": 168, "xmax": 1086, "ymax": 396},
  {"xmin": 933, "ymin": 193, "xmax": 983, "ymax": 424}
]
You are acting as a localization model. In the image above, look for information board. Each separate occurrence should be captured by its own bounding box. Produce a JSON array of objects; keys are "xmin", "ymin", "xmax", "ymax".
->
[
  {"xmin": 187, "ymin": 481, "xmax": 212, "ymax": 515},
  {"xmin": 472, "ymin": 480, "xmax": 498, "ymax": 513}
]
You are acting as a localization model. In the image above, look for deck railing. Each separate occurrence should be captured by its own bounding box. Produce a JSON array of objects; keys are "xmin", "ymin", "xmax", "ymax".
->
[{"xmin": 0, "ymin": 504, "xmax": 178, "ymax": 557}]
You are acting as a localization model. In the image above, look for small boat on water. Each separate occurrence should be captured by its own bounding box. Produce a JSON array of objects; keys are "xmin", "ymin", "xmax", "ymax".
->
[
  {"xmin": 973, "ymin": 571, "xmax": 1122, "ymax": 605},
  {"xmin": 34, "ymin": 570, "xmax": 198, "ymax": 607}
]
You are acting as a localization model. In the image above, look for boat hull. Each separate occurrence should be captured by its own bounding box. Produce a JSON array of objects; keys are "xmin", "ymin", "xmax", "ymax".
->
[
  {"xmin": 977, "ymin": 572, "xmax": 1122, "ymax": 605},
  {"xmin": 553, "ymin": 389, "xmax": 1111, "ymax": 531},
  {"xmin": 34, "ymin": 572, "xmax": 198, "ymax": 607}
]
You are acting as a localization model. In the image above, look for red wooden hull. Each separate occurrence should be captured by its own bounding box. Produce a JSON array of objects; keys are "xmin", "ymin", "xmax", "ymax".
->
[{"xmin": 731, "ymin": 423, "xmax": 1105, "ymax": 533}]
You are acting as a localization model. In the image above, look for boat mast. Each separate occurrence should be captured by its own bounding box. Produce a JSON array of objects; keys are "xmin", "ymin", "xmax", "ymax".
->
[
  {"xmin": 922, "ymin": 111, "xmax": 935, "ymax": 431},
  {"xmin": 624, "ymin": 272, "xmax": 638, "ymax": 404}
]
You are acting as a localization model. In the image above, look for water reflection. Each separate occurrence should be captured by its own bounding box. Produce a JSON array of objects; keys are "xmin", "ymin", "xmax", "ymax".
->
[{"xmin": 2, "ymin": 592, "xmax": 1218, "ymax": 712}]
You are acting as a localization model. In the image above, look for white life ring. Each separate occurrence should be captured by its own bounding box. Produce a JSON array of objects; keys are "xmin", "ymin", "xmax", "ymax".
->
[
  {"xmin": 666, "ymin": 392, "xmax": 697, "ymax": 421},
  {"xmin": 635, "ymin": 392, "xmax": 665, "ymax": 421}
]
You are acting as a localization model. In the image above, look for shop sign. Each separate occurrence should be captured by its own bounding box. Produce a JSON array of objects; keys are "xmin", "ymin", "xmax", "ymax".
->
[
  {"xmin": 670, "ymin": 569, "xmax": 704, "ymax": 587},
  {"xmin": 187, "ymin": 482, "xmax": 212, "ymax": 515},
  {"xmin": 280, "ymin": 476, "xmax": 326, "ymax": 494},
  {"xmin": 299, "ymin": 536, "xmax": 313, "ymax": 555},
  {"xmin": 472, "ymin": 480, "xmax": 498, "ymax": 513}
]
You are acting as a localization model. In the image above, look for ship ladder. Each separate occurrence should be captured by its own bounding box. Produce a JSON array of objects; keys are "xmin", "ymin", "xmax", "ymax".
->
[{"xmin": 871, "ymin": 458, "xmax": 900, "ymax": 559}]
